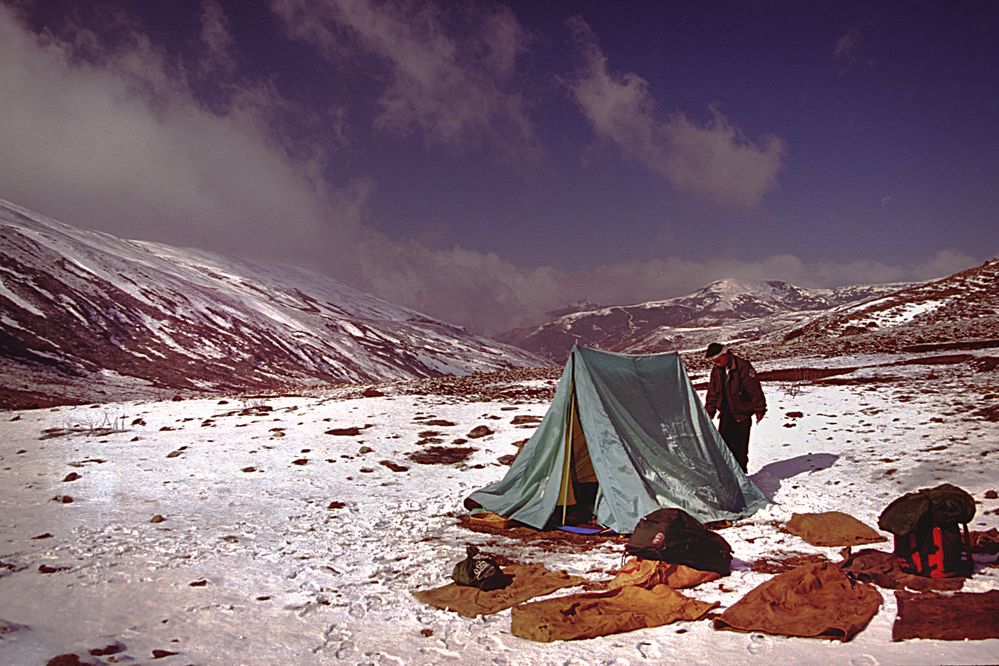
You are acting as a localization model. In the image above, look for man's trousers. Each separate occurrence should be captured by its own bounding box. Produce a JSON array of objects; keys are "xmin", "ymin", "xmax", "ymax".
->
[{"xmin": 718, "ymin": 412, "xmax": 751, "ymax": 472}]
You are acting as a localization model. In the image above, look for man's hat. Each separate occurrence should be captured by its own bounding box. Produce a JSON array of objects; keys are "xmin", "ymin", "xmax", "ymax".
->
[{"xmin": 705, "ymin": 343, "xmax": 726, "ymax": 359}]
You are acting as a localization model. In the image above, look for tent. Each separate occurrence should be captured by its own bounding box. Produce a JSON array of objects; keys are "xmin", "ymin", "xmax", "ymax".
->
[{"xmin": 466, "ymin": 346, "xmax": 768, "ymax": 533}]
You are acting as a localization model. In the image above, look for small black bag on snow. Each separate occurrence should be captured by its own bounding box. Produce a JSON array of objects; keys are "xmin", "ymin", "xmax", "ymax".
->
[
  {"xmin": 625, "ymin": 508, "xmax": 733, "ymax": 575},
  {"xmin": 878, "ymin": 483, "xmax": 975, "ymax": 579},
  {"xmin": 451, "ymin": 545, "xmax": 509, "ymax": 590}
]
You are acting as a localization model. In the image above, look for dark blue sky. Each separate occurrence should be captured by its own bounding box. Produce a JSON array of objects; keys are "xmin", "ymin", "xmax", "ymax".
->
[{"xmin": 2, "ymin": 0, "xmax": 996, "ymax": 332}]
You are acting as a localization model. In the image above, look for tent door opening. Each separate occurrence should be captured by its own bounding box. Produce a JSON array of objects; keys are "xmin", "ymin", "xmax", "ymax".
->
[{"xmin": 555, "ymin": 382, "xmax": 599, "ymax": 526}]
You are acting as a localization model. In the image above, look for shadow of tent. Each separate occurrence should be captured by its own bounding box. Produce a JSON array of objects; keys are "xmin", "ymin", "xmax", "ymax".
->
[{"xmin": 749, "ymin": 453, "xmax": 839, "ymax": 500}]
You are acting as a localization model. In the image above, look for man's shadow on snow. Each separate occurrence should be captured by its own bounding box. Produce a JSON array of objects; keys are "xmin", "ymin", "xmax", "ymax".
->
[{"xmin": 749, "ymin": 453, "xmax": 839, "ymax": 500}]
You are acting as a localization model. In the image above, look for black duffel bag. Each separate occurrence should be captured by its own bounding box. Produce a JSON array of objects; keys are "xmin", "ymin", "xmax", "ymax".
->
[{"xmin": 626, "ymin": 508, "xmax": 733, "ymax": 575}]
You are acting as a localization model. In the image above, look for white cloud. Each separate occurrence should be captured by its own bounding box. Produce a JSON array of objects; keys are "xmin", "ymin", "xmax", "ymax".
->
[
  {"xmin": 0, "ymin": 4, "xmax": 355, "ymax": 266},
  {"xmin": 199, "ymin": 0, "xmax": 237, "ymax": 76},
  {"xmin": 269, "ymin": 0, "xmax": 538, "ymax": 159},
  {"xmin": 834, "ymin": 26, "xmax": 862, "ymax": 73},
  {"xmin": 564, "ymin": 17, "xmax": 786, "ymax": 208}
]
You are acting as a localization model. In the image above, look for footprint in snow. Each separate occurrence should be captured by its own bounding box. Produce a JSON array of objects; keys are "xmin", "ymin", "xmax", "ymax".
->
[
  {"xmin": 850, "ymin": 656, "xmax": 879, "ymax": 666},
  {"xmin": 334, "ymin": 641, "xmax": 357, "ymax": 660},
  {"xmin": 746, "ymin": 632, "xmax": 770, "ymax": 655},
  {"xmin": 637, "ymin": 640, "xmax": 662, "ymax": 658}
]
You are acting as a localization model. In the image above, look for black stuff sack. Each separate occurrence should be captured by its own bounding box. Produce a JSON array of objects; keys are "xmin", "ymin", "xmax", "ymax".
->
[
  {"xmin": 878, "ymin": 483, "xmax": 975, "ymax": 579},
  {"xmin": 625, "ymin": 508, "xmax": 733, "ymax": 575},
  {"xmin": 451, "ymin": 545, "xmax": 510, "ymax": 591}
]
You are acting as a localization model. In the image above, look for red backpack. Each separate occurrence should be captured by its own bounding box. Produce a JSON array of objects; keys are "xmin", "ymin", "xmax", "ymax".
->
[
  {"xmin": 892, "ymin": 522, "xmax": 972, "ymax": 578},
  {"xmin": 878, "ymin": 484, "xmax": 975, "ymax": 579}
]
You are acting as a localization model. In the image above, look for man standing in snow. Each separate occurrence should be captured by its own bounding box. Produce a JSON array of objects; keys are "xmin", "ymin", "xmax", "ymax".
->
[{"xmin": 703, "ymin": 343, "xmax": 767, "ymax": 473}]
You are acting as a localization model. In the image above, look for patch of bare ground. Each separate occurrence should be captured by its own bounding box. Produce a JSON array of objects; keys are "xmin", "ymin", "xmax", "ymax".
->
[
  {"xmin": 889, "ymin": 354, "xmax": 976, "ymax": 366},
  {"xmin": 413, "ymin": 418, "xmax": 457, "ymax": 426},
  {"xmin": 325, "ymin": 426, "xmax": 362, "ymax": 436},
  {"xmin": 379, "ymin": 460, "xmax": 409, "ymax": 472},
  {"xmin": 971, "ymin": 529, "xmax": 999, "ymax": 555},
  {"xmin": 903, "ymin": 339, "xmax": 999, "ymax": 353},
  {"xmin": 749, "ymin": 552, "xmax": 831, "ymax": 574},
  {"xmin": 456, "ymin": 514, "xmax": 626, "ymax": 553},
  {"xmin": 818, "ymin": 375, "xmax": 906, "ymax": 386},
  {"xmin": 39, "ymin": 426, "xmax": 128, "ymax": 440},
  {"xmin": 972, "ymin": 405, "xmax": 999, "ymax": 422},
  {"xmin": 757, "ymin": 367, "xmax": 859, "ymax": 382},
  {"xmin": 407, "ymin": 446, "xmax": 477, "ymax": 465},
  {"xmin": 971, "ymin": 356, "xmax": 999, "ymax": 372},
  {"xmin": 397, "ymin": 367, "xmax": 560, "ymax": 402},
  {"xmin": 0, "ymin": 387, "xmax": 89, "ymax": 411}
]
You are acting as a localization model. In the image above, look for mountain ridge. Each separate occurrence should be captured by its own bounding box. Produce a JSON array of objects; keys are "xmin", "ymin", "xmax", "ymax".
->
[
  {"xmin": 498, "ymin": 277, "xmax": 912, "ymax": 361},
  {"xmin": 0, "ymin": 199, "xmax": 544, "ymax": 408}
]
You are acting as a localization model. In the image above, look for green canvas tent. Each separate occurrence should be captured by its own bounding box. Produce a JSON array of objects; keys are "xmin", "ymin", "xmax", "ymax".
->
[{"xmin": 466, "ymin": 346, "xmax": 768, "ymax": 533}]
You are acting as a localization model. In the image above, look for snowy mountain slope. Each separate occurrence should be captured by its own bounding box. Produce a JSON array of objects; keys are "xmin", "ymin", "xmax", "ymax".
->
[
  {"xmin": 0, "ymin": 199, "xmax": 544, "ymax": 409},
  {"xmin": 751, "ymin": 258, "xmax": 999, "ymax": 359},
  {"xmin": 499, "ymin": 278, "xmax": 908, "ymax": 361}
]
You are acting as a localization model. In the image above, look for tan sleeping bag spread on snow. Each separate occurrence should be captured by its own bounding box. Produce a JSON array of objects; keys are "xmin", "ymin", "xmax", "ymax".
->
[
  {"xmin": 841, "ymin": 548, "xmax": 963, "ymax": 592},
  {"xmin": 607, "ymin": 556, "xmax": 721, "ymax": 591},
  {"xmin": 893, "ymin": 589, "xmax": 999, "ymax": 641},
  {"xmin": 412, "ymin": 563, "xmax": 584, "ymax": 618},
  {"xmin": 511, "ymin": 584, "xmax": 718, "ymax": 642},
  {"xmin": 714, "ymin": 561, "xmax": 882, "ymax": 641},
  {"xmin": 784, "ymin": 511, "xmax": 887, "ymax": 547},
  {"xmin": 466, "ymin": 511, "xmax": 514, "ymax": 530}
]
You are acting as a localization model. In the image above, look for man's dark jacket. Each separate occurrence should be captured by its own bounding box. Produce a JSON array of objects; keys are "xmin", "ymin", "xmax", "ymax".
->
[{"xmin": 705, "ymin": 354, "xmax": 767, "ymax": 421}]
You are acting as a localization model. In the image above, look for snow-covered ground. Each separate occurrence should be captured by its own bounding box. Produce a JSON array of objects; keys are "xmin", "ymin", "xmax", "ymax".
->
[{"xmin": 1, "ymin": 359, "xmax": 997, "ymax": 665}]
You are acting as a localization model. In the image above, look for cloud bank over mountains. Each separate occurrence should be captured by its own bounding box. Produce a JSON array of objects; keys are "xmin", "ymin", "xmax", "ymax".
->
[
  {"xmin": 565, "ymin": 17, "xmax": 785, "ymax": 208},
  {"xmin": 0, "ymin": 2, "xmax": 982, "ymax": 334}
]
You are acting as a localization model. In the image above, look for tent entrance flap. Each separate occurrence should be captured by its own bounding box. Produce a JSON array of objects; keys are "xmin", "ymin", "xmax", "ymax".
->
[
  {"xmin": 557, "ymin": 383, "xmax": 574, "ymax": 518},
  {"xmin": 556, "ymin": 383, "xmax": 598, "ymax": 524}
]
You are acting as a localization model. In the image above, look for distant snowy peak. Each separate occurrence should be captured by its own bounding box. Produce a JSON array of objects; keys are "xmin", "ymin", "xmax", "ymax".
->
[
  {"xmin": 0, "ymin": 199, "xmax": 543, "ymax": 408},
  {"xmin": 682, "ymin": 280, "xmax": 811, "ymax": 320},
  {"xmin": 698, "ymin": 278, "xmax": 805, "ymax": 303},
  {"xmin": 543, "ymin": 299, "xmax": 604, "ymax": 319},
  {"xmin": 497, "ymin": 278, "xmax": 912, "ymax": 361},
  {"xmin": 685, "ymin": 278, "xmax": 908, "ymax": 317}
]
